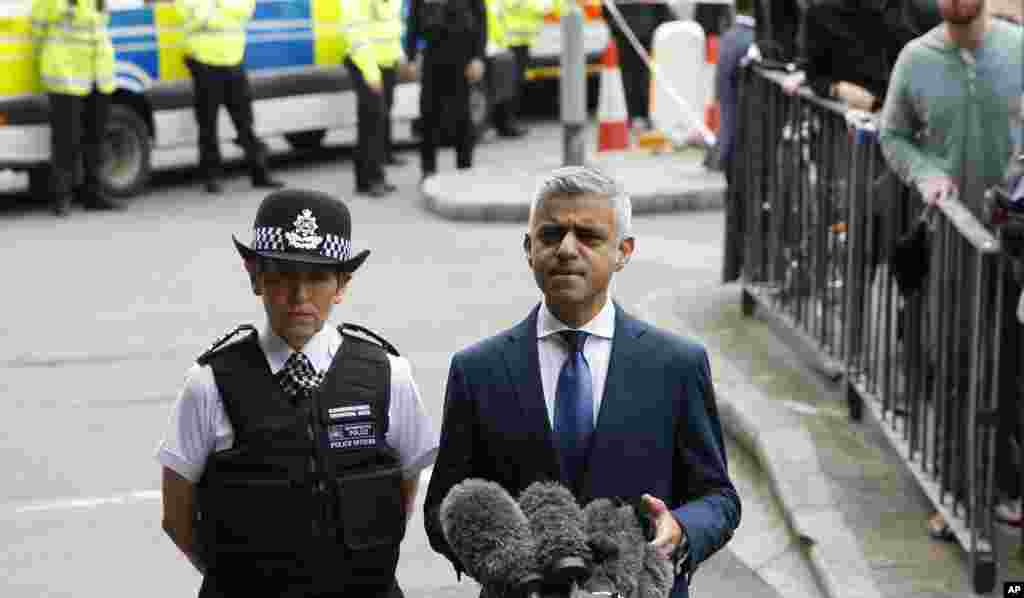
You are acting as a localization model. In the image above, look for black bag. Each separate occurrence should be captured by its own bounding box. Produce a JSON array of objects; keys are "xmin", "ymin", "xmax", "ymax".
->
[{"xmin": 890, "ymin": 205, "xmax": 935, "ymax": 296}]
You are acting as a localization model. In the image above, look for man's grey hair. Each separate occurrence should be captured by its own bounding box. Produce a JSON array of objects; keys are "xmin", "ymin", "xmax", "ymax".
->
[{"xmin": 529, "ymin": 166, "xmax": 633, "ymax": 242}]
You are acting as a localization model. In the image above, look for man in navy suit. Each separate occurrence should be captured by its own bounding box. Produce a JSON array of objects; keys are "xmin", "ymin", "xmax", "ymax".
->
[{"xmin": 424, "ymin": 165, "xmax": 740, "ymax": 597}]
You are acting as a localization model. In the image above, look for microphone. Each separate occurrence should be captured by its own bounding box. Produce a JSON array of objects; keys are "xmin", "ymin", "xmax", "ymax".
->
[
  {"xmin": 518, "ymin": 481, "xmax": 592, "ymax": 588},
  {"xmin": 582, "ymin": 498, "xmax": 673, "ymax": 598},
  {"xmin": 440, "ymin": 479, "xmax": 543, "ymax": 598}
]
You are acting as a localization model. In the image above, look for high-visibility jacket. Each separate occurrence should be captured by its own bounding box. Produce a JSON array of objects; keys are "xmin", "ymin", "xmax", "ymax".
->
[
  {"xmin": 339, "ymin": 0, "xmax": 402, "ymax": 86},
  {"xmin": 485, "ymin": 0, "xmax": 507, "ymax": 53},
  {"xmin": 31, "ymin": 0, "xmax": 115, "ymax": 95},
  {"xmin": 175, "ymin": 0, "xmax": 254, "ymax": 67},
  {"xmin": 502, "ymin": 0, "xmax": 549, "ymax": 48}
]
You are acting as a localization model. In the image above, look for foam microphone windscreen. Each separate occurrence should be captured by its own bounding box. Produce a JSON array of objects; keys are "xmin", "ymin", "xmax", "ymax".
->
[
  {"xmin": 582, "ymin": 498, "xmax": 645, "ymax": 598},
  {"xmin": 440, "ymin": 479, "xmax": 539, "ymax": 593},
  {"xmin": 518, "ymin": 481, "xmax": 592, "ymax": 584}
]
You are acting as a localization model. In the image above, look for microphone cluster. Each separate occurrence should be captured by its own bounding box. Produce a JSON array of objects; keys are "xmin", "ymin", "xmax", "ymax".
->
[{"xmin": 440, "ymin": 479, "xmax": 674, "ymax": 598}]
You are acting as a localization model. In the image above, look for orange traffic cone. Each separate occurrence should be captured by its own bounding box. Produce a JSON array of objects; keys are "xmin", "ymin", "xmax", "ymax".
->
[
  {"xmin": 703, "ymin": 33, "xmax": 721, "ymax": 135},
  {"xmin": 597, "ymin": 42, "xmax": 630, "ymax": 152}
]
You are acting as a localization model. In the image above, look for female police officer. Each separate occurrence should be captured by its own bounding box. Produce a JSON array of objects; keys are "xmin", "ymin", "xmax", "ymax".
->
[{"xmin": 156, "ymin": 189, "xmax": 438, "ymax": 597}]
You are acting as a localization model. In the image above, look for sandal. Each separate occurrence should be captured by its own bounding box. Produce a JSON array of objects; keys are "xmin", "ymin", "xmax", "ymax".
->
[{"xmin": 927, "ymin": 512, "xmax": 955, "ymax": 542}]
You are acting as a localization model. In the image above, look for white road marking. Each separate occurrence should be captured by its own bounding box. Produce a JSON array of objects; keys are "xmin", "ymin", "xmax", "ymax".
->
[{"xmin": 12, "ymin": 489, "xmax": 162, "ymax": 515}]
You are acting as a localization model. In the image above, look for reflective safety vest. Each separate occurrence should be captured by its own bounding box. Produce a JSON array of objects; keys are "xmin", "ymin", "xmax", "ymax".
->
[
  {"xmin": 195, "ymin": 325, "xmax": 405, "ymax": 593},
  {"xmin": 503, "ymin": 0, "xmax": 550, "ymax": 48},
  {"xmin": 339, "ymin": 0, "xmax": 402, "ymax": 86},
  {"xmin": 175, "ymin": 0, "xmax": 254, "ymax": 67},
  {"xmin": 485, "ymin": 0, "xmax": 507, "ymax": 54},
  {"xmin": 30, "ymin": 0, "xmax": 115, "ymax": 95}
]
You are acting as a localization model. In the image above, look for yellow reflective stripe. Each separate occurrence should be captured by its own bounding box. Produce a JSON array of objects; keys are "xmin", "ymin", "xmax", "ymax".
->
[{"xmin": 42, "ymin": 74, "xmax": 109, "ymax": 88}]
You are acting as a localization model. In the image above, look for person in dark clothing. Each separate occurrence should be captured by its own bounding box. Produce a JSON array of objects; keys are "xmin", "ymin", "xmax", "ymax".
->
[
  {"xmin": 404, "ymin": 0, "xmax": 487, "ymax": 180},
  {"xmin": 715, "ymin": 1, "xmax": 756, "ymax": 283},
  {"xmin": 601, "ymin": 0, "xmax": 674, "ymax": 131},
  {"xmin": 784, "ymin": 0, "xmax": 941, "ymax": 111}
]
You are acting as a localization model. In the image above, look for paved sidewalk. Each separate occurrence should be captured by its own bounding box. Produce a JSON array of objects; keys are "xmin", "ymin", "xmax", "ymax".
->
[
  {"xmin": 641, "ymin": 282, "xmax": 1024, "ymax": 598},
  {"xmin": 420, "ymin": 126, "xmax": 726, "ymax": 222}
]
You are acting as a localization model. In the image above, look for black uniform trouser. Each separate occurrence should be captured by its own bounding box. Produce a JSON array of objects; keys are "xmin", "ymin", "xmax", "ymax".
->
[
  {"xmin": 345, "ymin": 59, "xmax": 397, "ymax": 190},
  {"xmin": 185, "ymin": 57, "xmax": 268, "ymax": 182},
  {"xmin": 493, "ymin": 44, "xmax": 529, "ymax": 129},
  {"xmin": 603, "ymin": 5, "xmax": 670, "ymax": 121},
  {"xmin": 419, "ymin": 52, "xmax": 474, "ymax": 174},
  {"xmin": 48, "ymin": 89, "xmax": 110, "ymax": 201}
]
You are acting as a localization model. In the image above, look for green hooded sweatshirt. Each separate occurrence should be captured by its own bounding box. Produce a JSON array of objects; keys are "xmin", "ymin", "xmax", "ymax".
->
[{"xmin": 879, "ymin": 19, "xmax": 1022, "ymax": 212}]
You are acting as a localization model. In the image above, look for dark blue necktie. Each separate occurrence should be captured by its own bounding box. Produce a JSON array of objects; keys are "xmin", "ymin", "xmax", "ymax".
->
[{"xmin": 554, "ymin": 330, "xmax": 594, "ymax": 494}]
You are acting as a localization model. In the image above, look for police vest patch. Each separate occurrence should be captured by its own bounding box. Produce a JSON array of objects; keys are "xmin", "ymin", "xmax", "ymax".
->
[
  {"xmin": 328, "ymin": 422, "xmax": 377, "ymax": 450},
  {"xmin": 328, "ymin": 404, "xmax": 372, "ymax": 421}
]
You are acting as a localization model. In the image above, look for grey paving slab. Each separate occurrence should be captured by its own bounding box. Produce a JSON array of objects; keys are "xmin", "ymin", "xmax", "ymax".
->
[{"xmin": 421, "ymin": 141, "xmax": 725, "ymax": 223}]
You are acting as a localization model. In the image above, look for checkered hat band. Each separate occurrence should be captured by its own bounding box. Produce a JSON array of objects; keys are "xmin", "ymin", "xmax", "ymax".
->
[{"xmin": 251, "ymin": 227, "xmax": 352, "ymax": 261}]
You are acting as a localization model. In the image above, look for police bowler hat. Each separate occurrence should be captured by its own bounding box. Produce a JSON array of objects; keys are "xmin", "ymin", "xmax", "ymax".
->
[{"xmin": 233, "ymin": 189, "xmax": 370, "ymax": 272}]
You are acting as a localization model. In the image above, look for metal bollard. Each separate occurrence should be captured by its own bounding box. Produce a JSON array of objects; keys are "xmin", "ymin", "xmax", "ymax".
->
[{"xmin": 560, "ymin": 2, "xmax": 586, "ymax": 166}]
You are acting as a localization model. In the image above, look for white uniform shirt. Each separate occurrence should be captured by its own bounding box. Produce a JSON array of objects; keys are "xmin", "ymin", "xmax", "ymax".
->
[
  {"xmin": 536, "ymin": 299, "xmax": 615, "ymax": 427},
  {"xmin": 156, "ymin": 325, "xmax": 439, "ymax": 483}
]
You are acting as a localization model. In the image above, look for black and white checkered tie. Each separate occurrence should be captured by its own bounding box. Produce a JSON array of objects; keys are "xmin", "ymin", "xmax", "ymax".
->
[{"xmin": 277, "ymin": 352, "xmax": 324, "ymax": 403}]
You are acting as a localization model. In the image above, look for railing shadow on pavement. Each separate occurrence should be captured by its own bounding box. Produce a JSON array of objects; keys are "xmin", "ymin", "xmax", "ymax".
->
[{"xmin": 730, "ymin": 63, "xmax": 1011, "ymax": 595}]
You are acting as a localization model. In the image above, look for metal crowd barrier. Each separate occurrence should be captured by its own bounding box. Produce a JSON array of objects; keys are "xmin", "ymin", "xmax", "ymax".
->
[{"xmin": 732, "ymin": 64, "xmax": 1007, "ymax": 594}]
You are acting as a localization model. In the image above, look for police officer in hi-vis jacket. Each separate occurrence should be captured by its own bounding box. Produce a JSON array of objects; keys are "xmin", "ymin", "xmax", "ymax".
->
[
  {"xmin": 31, "ymin": 0, "xmax": 117, "ymax": 216},
  {"xmin": 175, "ymin": 0, "xmax": 283, "ymax": 193}
]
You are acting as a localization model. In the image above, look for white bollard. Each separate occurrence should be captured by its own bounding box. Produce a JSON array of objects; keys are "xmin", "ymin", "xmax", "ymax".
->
[{"xmin": 650, "ymin": 20, "xmax": 706, "ymax": 140}]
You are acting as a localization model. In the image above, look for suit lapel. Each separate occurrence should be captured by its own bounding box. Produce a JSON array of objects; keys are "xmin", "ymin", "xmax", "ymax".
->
[
  {"xmin": 501, "ymin": 305, "xmax": 562, "ymax": 480},
  {"xmin": 581, "ymin": 302, "xmax": 648, "ymax": 497}
]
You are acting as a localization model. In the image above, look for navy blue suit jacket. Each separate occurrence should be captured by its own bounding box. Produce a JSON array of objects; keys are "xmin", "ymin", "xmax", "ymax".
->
[{"xmin": 424, "ymin": 302, "xmax": 740, "ymax": 598}]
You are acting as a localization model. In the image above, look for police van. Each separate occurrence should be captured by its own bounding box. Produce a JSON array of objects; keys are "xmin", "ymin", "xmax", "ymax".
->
[
  {"xmin": 526, "ymin": 0, "xmax": 608, "ymax": 85},
  {"xmin": 0, "ymin": 0, "xmax": 515, "ymax": 199}
]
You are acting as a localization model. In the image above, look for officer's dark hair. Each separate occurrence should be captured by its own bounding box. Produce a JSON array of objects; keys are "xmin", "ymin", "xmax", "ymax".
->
[{"xmin": 244, "ymin": 257, "xmax": 352, "ymax": 291}]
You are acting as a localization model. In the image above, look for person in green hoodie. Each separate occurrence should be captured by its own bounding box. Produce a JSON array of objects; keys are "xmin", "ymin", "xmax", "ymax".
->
[
  {"xmin": 880, "ymin": 0, "xmax": 1021, "ymax": 212},
  {"xmin": 879, "ymin": 0, "xmax": 1023, "ymax": 540}
]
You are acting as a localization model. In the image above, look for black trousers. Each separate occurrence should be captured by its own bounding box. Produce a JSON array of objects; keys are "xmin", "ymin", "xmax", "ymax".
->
[
  {"xmin": 345, "ymin": 60, "xmax": 396, "ymax": 190},
  {"xmin": 492, "ymin": 44, "xmax": 529, "ymax": 129},
  {"xmin": 603, "ymin": 5, "xmax": 670, "ymax": 121},
  {"xmin": 48, "ymin": 90, "xmax": 110, "ymax": 200},
  {"xmin": 419, "ymin": 52, "xmax": 474, "ymax": 174},
  {"xmin": 185, "ymin": 57, "xmax": 268, "ymax": 182}
]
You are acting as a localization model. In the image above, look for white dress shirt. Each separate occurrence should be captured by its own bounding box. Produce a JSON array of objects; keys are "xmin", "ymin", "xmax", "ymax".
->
[
  {"xmin": 536, "ymin": 298, "xmax": 615, "ymax": 428},
  {"xmin": 156, "ymin": 324, "xmax": 439, "ymax": 483}
]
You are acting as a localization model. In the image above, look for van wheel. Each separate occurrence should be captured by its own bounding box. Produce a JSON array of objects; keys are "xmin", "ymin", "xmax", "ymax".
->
[
  {"xmin": 285, "ymin": 129, "xmax": 327, "ymax": 150},
  {"xmin": 100, "ymin": 103, "xmax": 151, "ymax": 202}
]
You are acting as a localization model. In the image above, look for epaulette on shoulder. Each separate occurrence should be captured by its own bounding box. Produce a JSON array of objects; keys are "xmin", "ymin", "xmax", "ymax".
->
[
  {"xmin": 338, "ymin": 322, "xmax": 400, "ymax": 356},
  {"xmin": 197, "ymin": 324, "xmax": 257, "ymax": 365}
]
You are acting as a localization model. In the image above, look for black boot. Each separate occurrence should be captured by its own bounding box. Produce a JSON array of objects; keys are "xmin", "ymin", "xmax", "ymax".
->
[
  {"xmin": 52, "ymin": 194, "xmax": 72, "ymax": 217},
  {"xmin": 252, "ymin": 167, "xmax": 284, "ymax": 189}
]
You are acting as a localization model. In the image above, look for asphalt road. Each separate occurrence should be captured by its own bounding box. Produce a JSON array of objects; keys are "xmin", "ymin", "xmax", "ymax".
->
[{"xmin": 0, "ymin": 121, "xmax": 783, "ymax": 598}]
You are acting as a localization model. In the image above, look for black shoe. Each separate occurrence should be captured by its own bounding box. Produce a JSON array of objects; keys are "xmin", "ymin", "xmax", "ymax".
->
[
  {"xmin": 253, "ymin": 175, "xmax": 285, "ymax": 189},
  {"xmin": 385, "ymin": 155, "xmax": 408, "ymax": 166},
  {"xmin": 497, "ymin": 124, "xmax": 528, "ymax": 138},
  {"xmin": 357, "ymin": 181, "xmax": 394, "ymax": 198},
  {"xmin": 204, "ymin": 180, "xmax": 224, "ymax": 194},
  {"xmin": 52, "ymin": 196, "xmax": 71, "ymax": 217}
]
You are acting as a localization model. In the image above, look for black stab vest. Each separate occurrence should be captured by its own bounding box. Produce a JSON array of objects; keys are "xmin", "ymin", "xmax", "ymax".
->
[{"xmin": 195, "ymin": 326, "xmax": 404, "ymax": 596}]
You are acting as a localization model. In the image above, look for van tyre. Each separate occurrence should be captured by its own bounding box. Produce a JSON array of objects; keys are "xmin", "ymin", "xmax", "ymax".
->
[
  {"xmin": 99, "ymin": 103, "xmax": 151, "ymax": 201},
  {"xmin": 284, "ymin": 129, "xmax": 327, "ymax": 150}
]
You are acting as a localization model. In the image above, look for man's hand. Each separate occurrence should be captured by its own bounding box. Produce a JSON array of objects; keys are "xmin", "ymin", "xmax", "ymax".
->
[
  {"xmin": 834, "ymin": 81, "xmax": 877, "ymax": 112},
  {"xmin": 640, "ymin": 493, "xmax": 683, "ymax": 560},
  {"xmin": 465, "ymin": 58, "xmax": 485, "ymax": 83},
  {"xmin": 369, "ymin": 79, "xmax": 383, "ymax": 95},
  {"xmin": 781, "ymin": 72, "xmax": 805, "ymax": 96},
  {"xmin": 399, "ymin": 60, "xmax": 418, "ymax": 81},
  {"xmin": 918, "ymin": 176, "xmax": 957, "ymax": 206}
]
